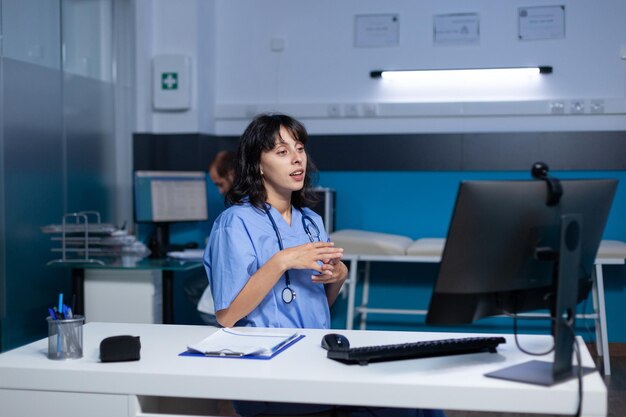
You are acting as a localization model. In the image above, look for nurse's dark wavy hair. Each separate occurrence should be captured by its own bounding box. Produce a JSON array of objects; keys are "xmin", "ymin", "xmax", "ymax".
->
[{"xmin": 226, "ymin": 113, "xmax": 319, "ymax": 210}]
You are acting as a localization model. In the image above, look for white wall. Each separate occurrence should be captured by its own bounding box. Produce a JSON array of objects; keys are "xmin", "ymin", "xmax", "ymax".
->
[
  {"xmin": 136, "ymin": 0, "xmax": 626, "ymax": 135},
  {"xmin": 134, "ymin": 0, "xmax": 216, "ymax": 133}
]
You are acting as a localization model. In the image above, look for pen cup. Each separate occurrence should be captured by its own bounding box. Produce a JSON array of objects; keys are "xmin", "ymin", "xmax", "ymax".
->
[{"xmin": 47, "ymin": 315, "xmax": 85, "ymax": 360}]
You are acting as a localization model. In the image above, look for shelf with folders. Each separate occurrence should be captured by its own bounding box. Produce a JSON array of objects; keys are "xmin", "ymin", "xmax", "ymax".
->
[{"xmin": 42, "ymin": 211, "xmax": 149, "ymax": 265}]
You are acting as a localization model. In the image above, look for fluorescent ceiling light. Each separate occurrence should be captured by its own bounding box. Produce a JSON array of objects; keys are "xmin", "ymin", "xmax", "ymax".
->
[{"xmin": 371, "ymin": 66, "xmax": 552, "ymax": 82}]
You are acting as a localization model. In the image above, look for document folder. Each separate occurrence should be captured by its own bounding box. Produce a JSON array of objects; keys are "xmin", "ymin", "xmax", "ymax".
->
[{"xmin": 181, "ymin": 328, "xmax": 304, "ymax": 360}]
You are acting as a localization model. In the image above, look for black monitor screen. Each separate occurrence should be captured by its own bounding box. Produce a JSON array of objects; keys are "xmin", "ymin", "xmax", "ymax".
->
[{"xmin": 426, "ymin": 178, "xmax": 617, "ymax": 326}]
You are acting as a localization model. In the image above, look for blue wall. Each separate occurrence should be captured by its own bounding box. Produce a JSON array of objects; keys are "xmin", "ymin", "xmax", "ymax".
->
[
  {"xmin": 167, "ymin": 169, "xmax": 626, "ymax": 342},
  {"xmin": 319, "ymin": 170, "xmax": 626, "ymax": 240},
  {"xmin": 317, "ymin": 170, "xmax": 626, "ymax": 342}
]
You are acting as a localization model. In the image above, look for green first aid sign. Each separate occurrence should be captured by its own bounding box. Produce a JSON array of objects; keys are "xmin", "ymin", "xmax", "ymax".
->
[{"xmin": 161, "ymin": 72, "xmax": 178, "ymax": 90}]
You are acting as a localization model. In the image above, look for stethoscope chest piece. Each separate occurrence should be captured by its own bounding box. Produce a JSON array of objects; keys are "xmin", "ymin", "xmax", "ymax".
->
[
  {"xmin": 265, "ymin": 204, "xmax": 318, "ymax": 305},
  {"xmin": 282, "ymin": 286, "xmax": 296, "ymax": 304}
]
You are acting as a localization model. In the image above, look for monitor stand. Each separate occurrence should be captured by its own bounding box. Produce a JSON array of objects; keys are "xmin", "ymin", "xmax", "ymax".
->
[
  {"xmin": 485, "ymin": 214, "xmax": 596, "ymax": 386},
  {"xmin": 148, "ymin": 223, "xmax": 170, "ymax": 259},
  {"xmin": 485, "ymin": 359, "xmax": 595, "ymax": 387}
]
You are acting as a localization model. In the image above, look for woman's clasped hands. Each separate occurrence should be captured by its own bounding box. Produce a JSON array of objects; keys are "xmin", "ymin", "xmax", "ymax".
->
[{"xmin": 278, "ymin": 242, "xmax": 346, "ymax": 284}]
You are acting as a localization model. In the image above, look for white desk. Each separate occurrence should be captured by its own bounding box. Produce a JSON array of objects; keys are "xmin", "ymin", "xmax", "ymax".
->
[{"xmin": 0, "ymin": 322, "xmax": 607, "ymax": 417}]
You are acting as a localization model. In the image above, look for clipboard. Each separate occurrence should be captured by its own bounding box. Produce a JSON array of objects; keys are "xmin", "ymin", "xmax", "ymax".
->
[{"xmin": 180, "ymin": 333, "xmax": 305, "ymax": 360}]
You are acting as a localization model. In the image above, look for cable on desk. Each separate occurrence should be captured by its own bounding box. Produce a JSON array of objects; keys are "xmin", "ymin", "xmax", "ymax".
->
[
  {"xmin": 503, "ymin": 310, "xmax": 556, "ymax": 356},
  {"xmin": 565, "ymin": 319, "xmax": 584, "ymax": 417},
  {"xmin": 579, "ymin": 296, "xmax": 596, "ymax": 346},
  {"xmin": 505, "ymin": 310, "xmax": 583, "ymax": 417}
]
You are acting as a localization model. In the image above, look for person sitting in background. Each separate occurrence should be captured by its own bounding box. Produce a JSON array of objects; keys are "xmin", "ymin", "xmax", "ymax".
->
[
  {"xmin": 183, "ymin": 150, "xmax": 236, "ymax": 325},
  {"xmin": 209, "ymin": 150, "xmax": 236, "ymax": 195}
]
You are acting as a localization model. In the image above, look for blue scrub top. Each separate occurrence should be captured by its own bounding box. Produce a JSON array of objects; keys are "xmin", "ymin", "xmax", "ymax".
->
[{"xmin": 204, "ymin": 202, "xmax": 331, "ymax": 329}]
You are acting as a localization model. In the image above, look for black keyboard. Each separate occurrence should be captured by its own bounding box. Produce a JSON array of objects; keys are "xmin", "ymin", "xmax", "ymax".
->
[{"xmin": 326, "ymin": 336, "xmax": 506, "ymax": 365}]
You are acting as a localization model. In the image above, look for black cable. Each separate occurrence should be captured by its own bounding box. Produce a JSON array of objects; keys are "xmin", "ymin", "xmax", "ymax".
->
[
  {"xmin": 571, "ymin": 291, "xmax": 598, "ymax": 379},
  {"xmin": 503, "ymin": 310, "xmax": 556, "ymax": 356},
  {"xmin": 579, "ymin": 295, "xmax": 596, "ymax": 346},
  {"xmin": 564, "ymin": 319, "xmax": 584, "ymax": 417},
  {"xmin": 506, "ymin": 310, "xmax": 583, "ymax": 417}
]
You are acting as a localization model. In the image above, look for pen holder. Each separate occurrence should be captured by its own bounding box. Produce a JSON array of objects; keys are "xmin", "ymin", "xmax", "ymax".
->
[{"xmin": 46, "ymin": 315, "xmax": 85, "ymax": 360}]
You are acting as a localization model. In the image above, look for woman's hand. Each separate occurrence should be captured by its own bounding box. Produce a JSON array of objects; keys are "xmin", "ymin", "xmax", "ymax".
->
[
  {"xmin": 217, "ymin": 242, "xmax": 346, "ymax": 327},
  {"xmin": 312, "ymin": 257, "xmax": 348, "ymax": 284},
  {"xmin": 276, "ymin": 241, "xmax": 343, "ymax": 273},
  {"xmin": 275, "ymin": 241, "xmax": 347, "ymax": 285},
  {"xmin": 316, "ymin": 256, "xmax": 349, "ymax": 306}
]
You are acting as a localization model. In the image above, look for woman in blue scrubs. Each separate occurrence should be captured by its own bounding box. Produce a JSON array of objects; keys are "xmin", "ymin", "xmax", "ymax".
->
[
  {"xmin": 205, "ymin": 114, "xmax": 347, "ymax": 329},
  {"xmin": 204, "ymin": 114, "xmax": 443, "ymax": 417}
]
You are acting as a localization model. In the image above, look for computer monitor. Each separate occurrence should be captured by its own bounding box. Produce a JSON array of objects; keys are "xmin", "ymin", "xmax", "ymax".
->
[
  {"xmin": 309, "ymin": 187, "xmax": 336, "ymax": 235},
  {"xmin": 134, "ymin": 171, "xmax": 208, "ymax": 257},
  {"xmin": 426, "ymin": 178, "xmax": 617, "ymax": 385}
]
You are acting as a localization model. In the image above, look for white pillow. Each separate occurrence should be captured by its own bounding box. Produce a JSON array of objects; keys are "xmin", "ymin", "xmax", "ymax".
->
[
  {"xmin": 405, "ymin": 238, "xmax": 446, "ymax": 257},
  {"xmin": 596, "ymin": 240, "xmax": 626, "ymax": 259},
  {"xmin": 329, "ymin": 229, "xmax": 413, "ymax": 256}
]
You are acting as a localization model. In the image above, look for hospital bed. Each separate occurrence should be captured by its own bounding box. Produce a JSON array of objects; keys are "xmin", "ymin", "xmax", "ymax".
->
[{"xmin": 330, "ymin": 229, "xmax": 626, "ymax": 375}]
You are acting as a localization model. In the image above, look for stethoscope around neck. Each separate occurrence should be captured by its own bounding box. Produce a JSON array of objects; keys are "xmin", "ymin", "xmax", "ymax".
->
[{"xmin": 263, "ymin": 204, "xmax": 321, "ymax": 304}]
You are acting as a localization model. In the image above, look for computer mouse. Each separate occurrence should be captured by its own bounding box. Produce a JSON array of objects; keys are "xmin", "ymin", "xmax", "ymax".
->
[{"xmin": 321, "ymin": 333, "xmax": 350, "ymax": 351}]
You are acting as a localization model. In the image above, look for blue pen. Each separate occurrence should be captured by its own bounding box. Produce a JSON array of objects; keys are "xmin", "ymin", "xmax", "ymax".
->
[
  {"xmin": 63, "ymin": 304, "xmax": 73, "ymax": 319},
  {"xmin": 48, "ymin": 307, "xmax": 57, "ymax": 320},
  {"xmin": 58, "ymin": 293, "xmax": 63, "ymax": 316},
  {"xmin": 55, "ymin": 301, "xmax": 63, "ymax": 354}
]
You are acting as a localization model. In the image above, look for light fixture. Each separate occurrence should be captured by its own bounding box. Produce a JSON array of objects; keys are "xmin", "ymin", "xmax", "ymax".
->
[{"xmin": 370, "ymin": 66, "xmax": 552, "ymax": 82}]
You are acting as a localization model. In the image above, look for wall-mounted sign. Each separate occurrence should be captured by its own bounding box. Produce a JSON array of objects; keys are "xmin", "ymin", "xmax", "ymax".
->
[
  {"xmin": 434, "ymin": 13, "xmax": 480, "ymax": 45},
  {"xmin": 161, "ymin": 73, "xmax": 178, "ymax": 90},
  {"xmin": 518, "ymin": 6, "xmax": 565, "ymax": 40},
  {"xmin": 354, "ymin": 14, "xmax": 399, "ymax": 48}
]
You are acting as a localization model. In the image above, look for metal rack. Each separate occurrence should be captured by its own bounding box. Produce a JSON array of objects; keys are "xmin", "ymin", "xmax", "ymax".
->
[{"xmin": 43, "ymin": 211, "xmax": 148, "ymax": 265}]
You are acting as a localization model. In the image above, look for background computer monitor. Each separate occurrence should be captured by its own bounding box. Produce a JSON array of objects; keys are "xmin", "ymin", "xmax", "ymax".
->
[
  {"xmin": 426, "ymin": 178, "xmax": 617, "ymax": 384},
  {"xmin": 309, "ymin": 187, "xmax": 336, "ymax": 235},
  {"xmin": 134, "ymin": 171, "xmax": 208, "ymax": 222},
  {"xmin": 134, "ymin": 171, "xmax": 208, "ymax": 257}
]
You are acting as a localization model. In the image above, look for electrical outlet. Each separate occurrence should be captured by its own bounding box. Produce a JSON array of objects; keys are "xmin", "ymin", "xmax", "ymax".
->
[
  {"xmin": 270, "ymin": 38, "xmax": 285, "ymax": 52},
  {"xmin": 362, "ymin": 103, "xmax": 378, "ymax": 117},
  {"xmin": 590, "ymin": 100, "xmax": 605, "ymax": 114},
  {"xmin": 549, "ymin": 101, "xmax": 565, "ymax": 114},
  {"xmin": 344, "ymin": 104, "xmax": 359, "ymax": 117},
  {"xmin": 570, "ymin": 100, "xmax": 585, "ymax": 114},
  {"xmin": 244, "ymin": 105, "xmax": 258, "ymax": 118},
  {"xmin": 327, "ymin": 104, "xmax": 341, "ymax": 117}
]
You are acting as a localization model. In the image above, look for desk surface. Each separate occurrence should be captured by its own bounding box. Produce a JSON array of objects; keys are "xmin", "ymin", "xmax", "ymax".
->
[
  {"xmin": 0, "ymin": 323, "xmax": 607, "ymax": 416},
  {"xmin": 49, "ymin": 257, "xmax": 203, "ymax": 271}
]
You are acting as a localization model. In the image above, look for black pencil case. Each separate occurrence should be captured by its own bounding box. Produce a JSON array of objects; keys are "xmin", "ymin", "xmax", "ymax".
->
[{"xmin": 100, "ymin": 335, "xmax": 141, "ymax": 362}]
